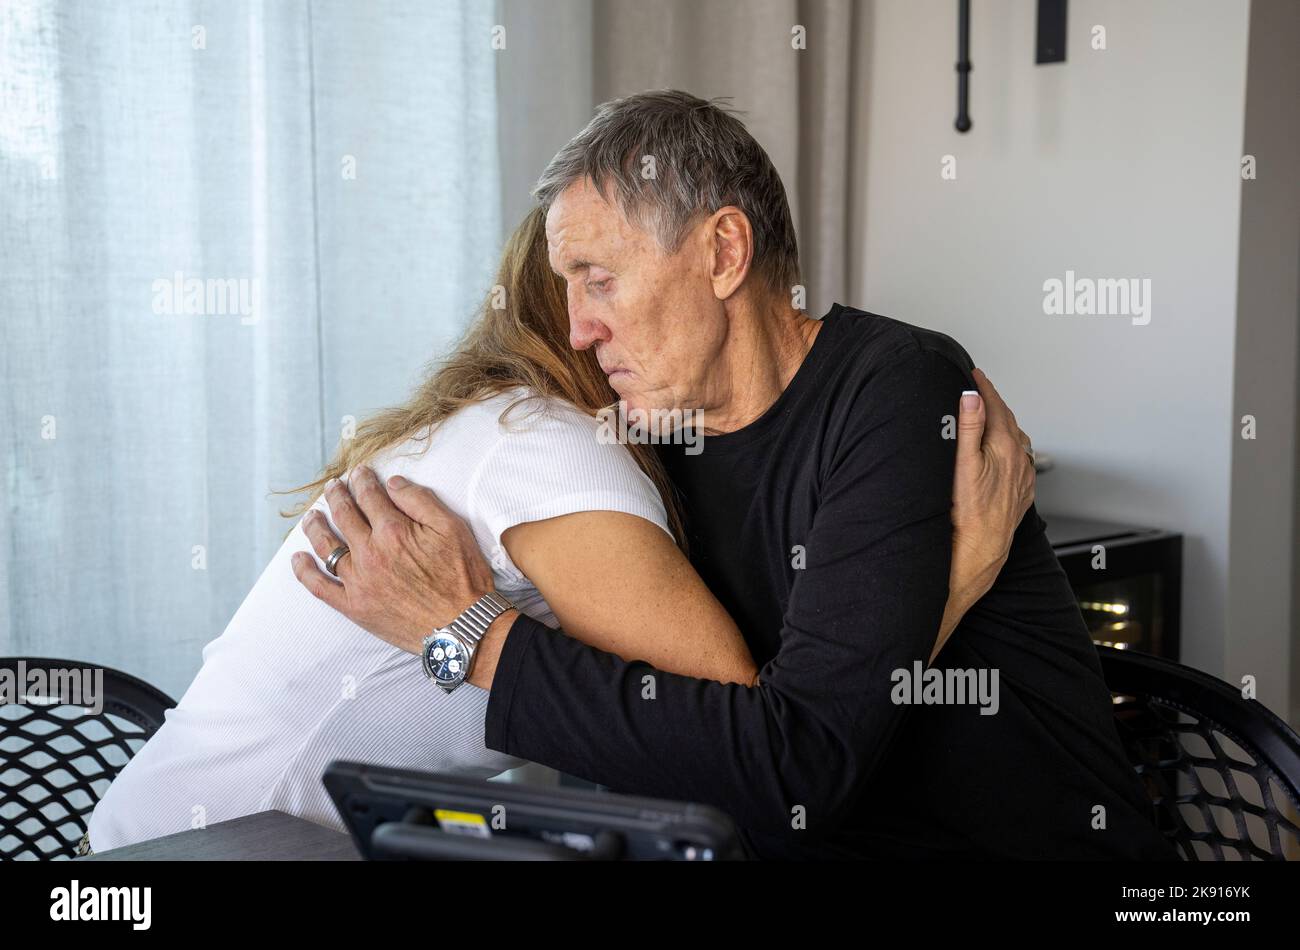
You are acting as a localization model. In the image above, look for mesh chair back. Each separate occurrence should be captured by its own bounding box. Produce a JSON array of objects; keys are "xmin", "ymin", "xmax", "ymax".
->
[
  {"xmin": 0, "ymin": 657, "xmax": 175, "ymax": 860},
  {"xmin": 1099, "ymin": 646, "xmax": 1300, "ymax": 860}
]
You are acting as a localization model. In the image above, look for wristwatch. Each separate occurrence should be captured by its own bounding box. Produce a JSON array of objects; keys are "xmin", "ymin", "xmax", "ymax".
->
[{"xmin": 421, "ymin": 591, "xmax": 515, "ymax": 694}]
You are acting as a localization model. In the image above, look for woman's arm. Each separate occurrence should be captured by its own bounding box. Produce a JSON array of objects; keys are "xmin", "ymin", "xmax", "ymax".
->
[
  {"xmin": 501, "ymin": 511, "xmax": 759, "ymax": 687},
  {"xmin": 503, "ymin": 371, "xmax": 1032, "ymax": 676},
  {"xmin": 931, "ymin": 368, "xmax": 1036, "ymax": 662}
]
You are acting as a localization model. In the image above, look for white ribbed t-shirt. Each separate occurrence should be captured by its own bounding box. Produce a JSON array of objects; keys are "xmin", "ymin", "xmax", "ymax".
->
[{"xmin": 87, "ymin": 389, "xmax": 670, "ymax": 850}]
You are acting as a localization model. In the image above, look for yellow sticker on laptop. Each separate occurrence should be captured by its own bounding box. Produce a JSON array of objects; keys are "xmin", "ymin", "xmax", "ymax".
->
[{"xmin": 434, "ymin": 809, "xmax": 491, "ymax": 838}]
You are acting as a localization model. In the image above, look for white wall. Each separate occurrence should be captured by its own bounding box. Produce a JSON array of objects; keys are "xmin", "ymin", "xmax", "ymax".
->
[
  {"xmin": 854, "ymin": 1, "xmax": 1255, "ymax": 695},
  {"xmin": 1230, "ymin": 0, "xmax": 1300, "ymax": 725}
]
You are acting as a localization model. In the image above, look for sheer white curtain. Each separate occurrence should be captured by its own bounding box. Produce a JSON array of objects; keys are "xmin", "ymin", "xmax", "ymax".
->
[{"xmin": 0, "ymin": 0, "xmax": 502, "ymax": 698}]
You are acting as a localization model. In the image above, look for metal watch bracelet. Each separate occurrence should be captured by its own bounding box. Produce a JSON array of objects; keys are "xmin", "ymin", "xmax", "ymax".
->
[{"xmin": 447, "ymin": 590, "xmax": 514, "ymax": 646}]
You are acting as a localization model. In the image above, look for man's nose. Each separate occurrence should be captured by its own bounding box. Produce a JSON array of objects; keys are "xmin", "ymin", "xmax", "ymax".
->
[{"xmin": 567, "ymin": 289, "xmax": 607, "ymax": 351}]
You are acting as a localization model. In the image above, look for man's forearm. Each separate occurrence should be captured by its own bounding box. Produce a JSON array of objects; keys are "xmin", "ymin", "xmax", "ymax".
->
[{"xmin": 481, "ymin": 612, "xmax": 913, "ymax": 833}]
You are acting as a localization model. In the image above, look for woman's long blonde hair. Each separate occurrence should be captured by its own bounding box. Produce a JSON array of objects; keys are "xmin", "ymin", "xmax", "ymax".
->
[{"xmin": 282, "ymin": 206, "xmax": 686, "ymax": 547}]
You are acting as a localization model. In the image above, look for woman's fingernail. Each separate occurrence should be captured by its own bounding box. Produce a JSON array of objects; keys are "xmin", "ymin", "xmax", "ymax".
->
[
  {"xmin": 388, "ymin": 475, "xmax": 408, "ymax": 490},
  {"xmin": 961, "ymin": 391, "xmax": 980, "ymax": 411}
]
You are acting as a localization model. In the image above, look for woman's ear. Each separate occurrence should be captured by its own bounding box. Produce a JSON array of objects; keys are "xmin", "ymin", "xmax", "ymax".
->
[{"xmin": 709, "ymin": 206, "xmax": 754, "ymax": 301}]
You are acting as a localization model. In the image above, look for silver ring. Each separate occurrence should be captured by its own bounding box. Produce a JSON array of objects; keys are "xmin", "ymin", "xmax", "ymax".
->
[{"xmin": 324, "ymin": 545, "xmax": 350, "ymax": 577}]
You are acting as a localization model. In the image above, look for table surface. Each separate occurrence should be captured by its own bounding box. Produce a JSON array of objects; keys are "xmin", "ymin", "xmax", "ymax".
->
[{"xmin": 81, "ymin": 810, "xmax": 361, "ymax": 861}]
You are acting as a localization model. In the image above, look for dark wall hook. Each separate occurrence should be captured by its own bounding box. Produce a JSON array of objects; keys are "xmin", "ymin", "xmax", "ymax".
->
[{"xmin": 955, "ymin": 0, "xmax": 972, "ymax": 133}]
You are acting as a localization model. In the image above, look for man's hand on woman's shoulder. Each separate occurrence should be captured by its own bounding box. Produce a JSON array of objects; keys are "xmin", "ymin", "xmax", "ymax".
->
[{"xmin": 291, "ymin": 467, "xmax": 513, "ymax": 684}]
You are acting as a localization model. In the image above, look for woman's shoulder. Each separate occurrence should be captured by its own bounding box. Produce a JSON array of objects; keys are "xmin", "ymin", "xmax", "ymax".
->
[
  {"xmin": 364, "ymin": 386, "xmax": 670, "ymax": 579},
  {"xmin": 461, "ymin": 389, "xmax": 669, "ymax": 538},
  {"xmin": 377, "ymin": 386, "xmax": 646, "ymax": 491},
  {"xmin": 469, "ymin": 387, "xmax": 643, "ymax": 476},
  {"xmin": 426, "ymin": 386, "xmax": 597, "ymax": 439},
  {"xmin": 440, "ymin": 388, "xmax": 638, "ymax": 469},
  {"xmin": 372, "ymin": 387, "xmax": 584, "ymax": 461}
]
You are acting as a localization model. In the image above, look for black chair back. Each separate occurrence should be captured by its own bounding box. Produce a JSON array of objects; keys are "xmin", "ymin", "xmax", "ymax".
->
[
  {"xmin": 0, "ymin": 657, "xmax": 175, "ymax": 859},
  {"xmin": 1099, "ymin": 646, "xmax": 1300, "ymax": 860}
]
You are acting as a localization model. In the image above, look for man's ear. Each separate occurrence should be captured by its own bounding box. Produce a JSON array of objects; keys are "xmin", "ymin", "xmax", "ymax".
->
[{"xmin": 709, "ymin": 206, "xmax": 754, "ymax": 301}]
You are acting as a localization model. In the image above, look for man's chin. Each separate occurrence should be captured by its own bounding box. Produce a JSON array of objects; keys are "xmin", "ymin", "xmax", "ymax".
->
[
  {"xmin": 609, "ymin": 380, "xmax": 676, "ymax": 419},
  {"xmin": 613, "ymin": 392, "xmax": 651, "ymax": 416},
  {"xmin": 608, "ymin": 379, "xmax": 642, "ymax": 410}
]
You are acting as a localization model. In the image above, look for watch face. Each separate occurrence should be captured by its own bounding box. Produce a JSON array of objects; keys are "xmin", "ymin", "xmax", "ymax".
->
[{"xmin": 426, "ymin": 632, "xmax": 470, "ymax": 688}]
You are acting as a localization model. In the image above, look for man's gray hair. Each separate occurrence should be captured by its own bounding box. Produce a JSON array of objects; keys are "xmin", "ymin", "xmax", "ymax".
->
[{"xmin": 533, "ymin": 90, "xmax": 801, "ymax": 294}]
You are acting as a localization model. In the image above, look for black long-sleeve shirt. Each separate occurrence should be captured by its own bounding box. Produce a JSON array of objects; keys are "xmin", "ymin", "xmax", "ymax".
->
[{"xmin": 484, "ymin": 304, "xmax": 1175, "ymax": 860}]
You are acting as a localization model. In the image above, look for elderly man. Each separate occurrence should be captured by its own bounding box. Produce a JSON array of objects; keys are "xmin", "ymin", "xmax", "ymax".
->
[{"xmin": 294, "ymin": 91, "xmax": 1173, "ymax": 860}]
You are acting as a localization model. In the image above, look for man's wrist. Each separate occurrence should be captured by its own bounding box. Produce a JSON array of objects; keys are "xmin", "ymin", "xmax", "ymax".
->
[{"xmin": 467, "ymin": 607, "xmax": 518, "ymax": 690}]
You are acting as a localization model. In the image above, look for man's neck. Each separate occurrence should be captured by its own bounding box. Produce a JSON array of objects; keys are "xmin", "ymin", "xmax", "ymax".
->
[{"xmin": 704, "ymin": 296, "xmax": 823, "ymax": 434}]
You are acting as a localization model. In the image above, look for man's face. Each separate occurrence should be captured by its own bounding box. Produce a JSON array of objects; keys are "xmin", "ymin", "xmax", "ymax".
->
[{"xmin": 545, "ymin": 178, "xmax": 727, "ymax": 416}]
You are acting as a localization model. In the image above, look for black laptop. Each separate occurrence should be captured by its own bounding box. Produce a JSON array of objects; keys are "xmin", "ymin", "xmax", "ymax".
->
[{"xmin": 323, "ymin": 760, "xmax": 745, "ymax": 861}]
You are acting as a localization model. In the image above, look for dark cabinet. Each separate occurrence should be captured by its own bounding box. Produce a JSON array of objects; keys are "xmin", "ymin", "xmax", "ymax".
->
[{"xmin": 1044, "ymin": 514, "xmax": 1183, "ymax": 660}]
